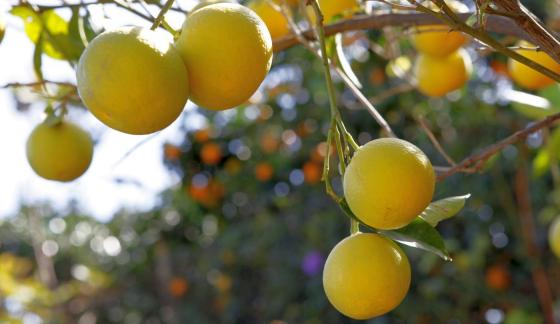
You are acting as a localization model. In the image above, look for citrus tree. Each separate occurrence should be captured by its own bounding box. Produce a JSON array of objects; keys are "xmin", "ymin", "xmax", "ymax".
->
[{"xmin": 2, "ymin": 0, "xmax": 560, "ymax": 322}]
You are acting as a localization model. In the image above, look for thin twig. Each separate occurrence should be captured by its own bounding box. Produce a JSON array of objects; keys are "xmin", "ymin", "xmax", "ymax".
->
[
  {"xmin": 32, "ymin": 0, "xmax": 185, "ymax": 13},
  {"xmin": 369, "ymin": 83, "xmax": 414, "ymax": 104},
  {"xmin": 416, "ymin": 116, "xmax": 456, "ymax": 166},
  {"xmin": 112, "ymin": 132, "xmax": 161, "ymax": 169},
  {"xmin": 1, "ymin": 80, "xmax": 75, "ymax": 88},
  {"xmin": 151, "ymin": 0, "xmax": 175, "ymax": 31}
]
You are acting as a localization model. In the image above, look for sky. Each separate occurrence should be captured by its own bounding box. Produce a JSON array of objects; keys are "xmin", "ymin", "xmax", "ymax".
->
[{"xmin": 0, "ymin": 0, "xmax": 201, "ymax": 221}]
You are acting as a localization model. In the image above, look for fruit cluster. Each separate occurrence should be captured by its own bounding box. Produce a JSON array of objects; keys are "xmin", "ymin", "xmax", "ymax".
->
[
  {"xmin": 26, "ymin": 3, "xmax": 273, "ymax": 182},
  {"xmin": 323, "ymin": 138, "xmax": 435, "ymax": 319},
  {"xmin": 412, "ymin": 1, "xmax": 472, "ymax": 97}
]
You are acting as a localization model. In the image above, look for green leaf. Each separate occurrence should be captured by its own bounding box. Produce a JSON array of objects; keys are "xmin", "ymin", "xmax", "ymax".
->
[
  {"xmin": 420, "ymin": 194, "xmax": 470, "ymax": 227},
  {"xmin": 11, "ymin": 7, "xmax": 82, "ymax": 61},
  {"xmin": 533, "ymin": 149, "xmax": 550, "ymax": 177},
  {"xmin": 68, "ymin": 8, "xmax": 88, "ymax": 52},
  {"xmin": 464, "ymin": 14, "xmax": 478, "ymax": 27},
  {"xmin": 10, "ymin": 7, "xmax": 41, "ymax": 40},
  {"xmin": 532, "ymin": 127, "xmax": 560, "ymax": 177},
  {"xmin": 42, "ymin": 10, "xmax": 84, "ymax": 60},
  {"xmin": 539, "ymin": 83, "xmax": 560, "ymax": 107},
  {"xmin": 505, "ymin": 89, "xmax": 560, "ymax": 120},
  {"xmin": 334, "ymin": 33, "xmax": 362, "ymax": 89},
  {"xmin": 381, "ymin": 218, "xmax": 451, "ymax": 261}
]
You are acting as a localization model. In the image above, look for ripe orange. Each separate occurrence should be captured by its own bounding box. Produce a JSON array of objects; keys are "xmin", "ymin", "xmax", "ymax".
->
[
  {"xmin": 193, "ymin": 128, "xmax": 211, "ymax": 143},
  {"xmin": 163, "ymin": 144, "xmax": 182, "ymax": 161},
  {"xmin": 200, "ymin": 142, "xmax": 222, "ymax": 165},
  {"xmin": 343, "ymin": 138, "xmax": 435, "ymax": 230},
  {"xmin": 255, "ymin": 162, "xmax": 274, "ymax": 181},
  {"xmin": 175, "ymin": 3, "xmax": 273, "ymax": 109},
  {"xmin": 169, "ymin": 277, "xmax": 189, "ymax": 297},
  {"xmin": 415, "ymin": 49, "xmax": 472, "ymax": 97},
  {"xmin": 548, "ymin": 216, "xmax": 560, "ymax": 258},
  {"xmin": 411, "ymin": 0, "xmax": 468, "ymax": 57},
  {"xmin": 309, "ymin": 0, "xmax": 360, "ymax": 23},
  {"xmin": 485, "ymin": 264, "xmax": 511, "ymax": 291},
  {"xmin": 188, "ymin": 179, "xmax": 225, "ymax": 208},
  {"xmin": 490, "ymin": 60, "xmax": 510, "ymax": 78},
  {"xmin": 248, "ymin": 0, "xmax": 290, "ymax": 40},
  {"xmin": 509, "ymin": 41, "xmax": 560, "ymax": 90},
  {"xmin": 26, "ymin": 121, "xmax": 93, "ymax": 182},
  {"xmin": 303, "ymin": 161, "xmax": 322, "ymax": 184},
  {"xmin": 323, "ymin": 233, "xmax": 411, "ymax": 319},
  {"xmin": 412, "ymin": 25, "xmax": 466, "ymax": 57},
  {"xmin": 77, "ymin": 27, "xmax": 189, "ymax": 134}
]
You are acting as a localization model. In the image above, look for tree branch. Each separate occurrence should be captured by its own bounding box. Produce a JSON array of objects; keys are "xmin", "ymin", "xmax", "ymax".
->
[
  {"xmin": 437, "ymin": 112, "xmax": 560, "ymax": 181},
  {"xmin": 514, "ymin": 149, "xmax": 555, "ymax": 324},
  {"xmin": 492, "ymin": 0, "xmax": 560, "ymax": 63},
  {"xmin": 416, "ymin": 116, "xmax": 457, "ymax": 167},
  {"xmin": 273, "ymin": 12, "xmax": 529, "ymax": 52}
]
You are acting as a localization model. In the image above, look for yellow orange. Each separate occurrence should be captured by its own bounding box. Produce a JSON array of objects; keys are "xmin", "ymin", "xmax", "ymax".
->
[
  {"xmin": 26, "ymin": 121, "xmax": 93, "ymax": 182},
  {"xmin": 323, "ymin": 233, "xmax": 411, "ymax": 319},
  {"xmin": 343, "ymin": 138, "xmax": 435, "ymax": 230},
  {"xmin": 77, "ymin": 27, "xmax": 189, "ymax": 134},
  {"xmin": 200, "ymin": 142, "xmax": 222, "ymax": 165},
  {"xmin": 175, "ymin": 3, "xmax": 273, "ymax": 109},
  {"xmin": 248, "ymin": 0, "xmax": 290, "ymax": 39},
  {"xmin": 509, "ymin": 41, "xmax": 560, "ymax": 90},
  {"xmin": 415, "ymin": 49, "xmax": 472, "ymax": 97}
]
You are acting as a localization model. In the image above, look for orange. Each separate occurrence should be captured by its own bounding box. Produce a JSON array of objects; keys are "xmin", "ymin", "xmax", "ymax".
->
[
  {"xmin": 485, "ymin": 264, "xmax": 511, "ymax": 291},
  {"xmin": 163, "ymin": 144, "xmax": 182, "ymax": 161},
  {"xmin": 26, "ymin": 121, "xmax": 93, "ymax": 182},
  {"xmin": 323, "ymin": 233, "xmax": 411, "ymax": 319},
  {"xmin": 248, "ymin": 0, "xmax": 290, "ymax": 40},
  {"xmin": 303, "ymin": 161, "xmax": 322, "ymax": 184},
  {"xmin": 509, "ymin": 41, "xmax": 560, "ymax": 90},
  {"xmin": 200, "ymin": 142, "xmax": 222, "ymax": 165},
  {"xmin": 415, "ymin": 49, "xmax": 472, "ymax": 97},
  {"xmin": 412, "ymin": 25, "xmax": 466, "ymax": 57},
  {"xmin": 343, "ymin": 138, "xmax": 435, "ymax": 230},
  {"xmin": 169, "ymin": 277, "xmax": 189, "ymax": 297},
  {"xmin": 193, "ymin": 128, "xmax": 211, "ymax": 143},
  {"xmin": 77, "ymin": 27, "xmax": 189, "ymax": 134},
  {"xmin": 255, "ymin": 162, "xmax": 274, "ymax": 181},
  {"xmin": 175, "ymin": 3, "xmax": 273, "ymax": 109},
  {"xmin": 188, "ymin": 179, "xmax": 225, "ymax": 208}
]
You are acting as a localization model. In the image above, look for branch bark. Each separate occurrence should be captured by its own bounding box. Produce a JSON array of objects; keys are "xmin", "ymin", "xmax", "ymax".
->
[
  {"xmin": 437, "ymin": 112, "xmax": 560, "ymax": 181},
  {"xmin": 273, "ymin": 12, "xmax": 529, "ymax": 52},
  {"xmin": 492, "ymin": 0, "xmax": 560, "ymax": 63},
  {"xmin": 514, "ymin": 148, "xmax": 555, "ymax": 324}
]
